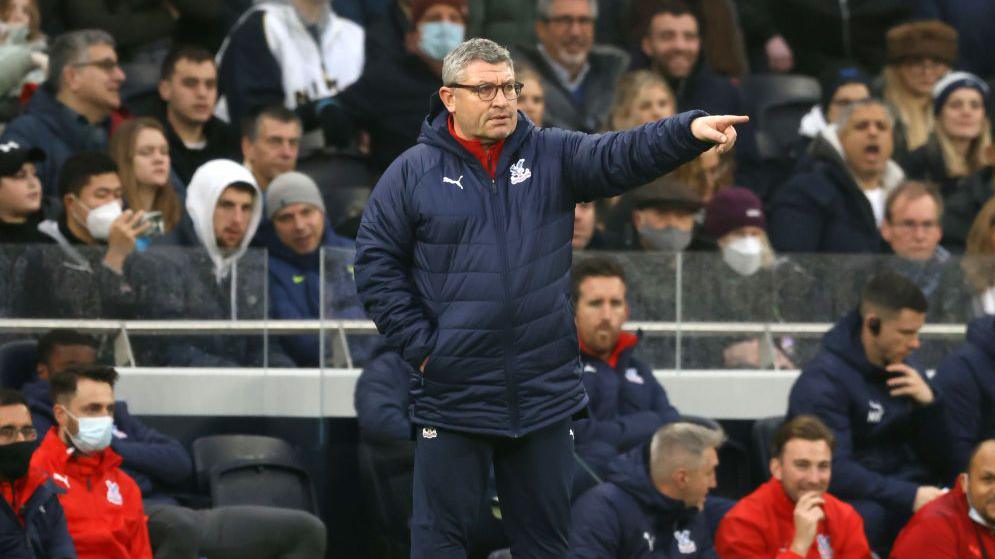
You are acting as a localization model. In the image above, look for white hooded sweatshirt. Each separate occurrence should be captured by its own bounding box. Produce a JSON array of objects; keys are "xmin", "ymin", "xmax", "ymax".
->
[{"xmin": 185, "ymin": 159, "xmax": 263, "ymax": 283}]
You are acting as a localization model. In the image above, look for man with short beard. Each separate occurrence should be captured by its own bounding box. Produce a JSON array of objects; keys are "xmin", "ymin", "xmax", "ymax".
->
[
  {"xmin": 512, "ymin": 0, "xmax": 628, "ymax": 132},
  {"xmin": 716, "ymin": 416, "xmax": 871, "ymax": 558}
]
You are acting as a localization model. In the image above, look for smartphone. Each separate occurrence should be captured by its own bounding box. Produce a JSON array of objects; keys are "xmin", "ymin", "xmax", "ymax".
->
[{"xmin": 140, "ymin": 211, "xmax": 165, "ymax": 237}]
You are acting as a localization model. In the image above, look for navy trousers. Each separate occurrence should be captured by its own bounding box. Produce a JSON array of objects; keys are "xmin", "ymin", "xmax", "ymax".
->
[
  {"xmin": 410, "ymin": 419, "xmax": 575, "ymax": 559},
  {"xmin": 851, "ymin": 499, "xmax": 911, "ymax": 557}
]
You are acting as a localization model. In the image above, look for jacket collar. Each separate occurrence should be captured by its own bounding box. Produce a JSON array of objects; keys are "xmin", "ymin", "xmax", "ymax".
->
[
  {"xmin": 580, "ymin": 331, "xmax": 639, "ymax": 368},
  {"xmin": 36, "ymin": 428, "xmax": 122, "ymax": 480},
  {"xmin": 447, "ymin": 114, "xmax": 505, "ymax": 179}
]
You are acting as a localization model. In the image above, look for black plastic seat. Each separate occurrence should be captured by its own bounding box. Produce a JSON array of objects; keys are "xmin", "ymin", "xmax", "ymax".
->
[
  {"xmin": 740, "ymin": 74, "xmax": 821, "ymax": 161},
  {"xmin": 0, "ymin": 339, "xmax": 37, "ymax": 389},
  {"xmin": 750, "ymin": 415, "xmax": 786, "ymax": 485}
]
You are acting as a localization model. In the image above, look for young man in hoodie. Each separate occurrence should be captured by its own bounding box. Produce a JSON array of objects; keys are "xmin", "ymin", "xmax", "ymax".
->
[
  {"xmin": 29, "ymin": 365, "xmax": 152, "ymax": 559},
  {"xmin": 0, "ymin": 388, "xmax": 76, "ymax": 559},
  {"xmin": 787, "ymin": 271, "xmax": 951, "ymax": 555},
  {"xmin": 568, "ymin": 421, "xmax": 725, "ymax": 558},
  {"xmin": 715, "ymin": 415, "xmax": 871, "ymax": 559},
  {"xmin": 265, "ymin": 170, "xmax": 375, "ymax": 367},
  {"xmin": 0, "ymin": 141, "xmax": 49, "ymax": 243}
]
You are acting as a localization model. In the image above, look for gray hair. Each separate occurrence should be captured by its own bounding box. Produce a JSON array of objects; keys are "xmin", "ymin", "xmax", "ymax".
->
[
  {"xmin": 834, "ymin": 97, "xmax": 895, "ymax": 130},
  {"xmin": 537, "ymin": 0, "xmax": 598, "ymax": 19},
  {"xmin": 442, "ymin": 38, "xmax": 514, "ymax": 85},
  {"xmin": 49, "ymin": 29, "xmax": 116, "ymax": 92},
  {"xmin": 650, "ymin": 422, "xmax": 726, "ymax": 478}
]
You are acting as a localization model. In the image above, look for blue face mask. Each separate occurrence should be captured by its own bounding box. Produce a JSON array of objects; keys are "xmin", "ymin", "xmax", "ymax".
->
[{"xmin": 419, "ymin": 21, "xmax": 465, "ymax": 60}]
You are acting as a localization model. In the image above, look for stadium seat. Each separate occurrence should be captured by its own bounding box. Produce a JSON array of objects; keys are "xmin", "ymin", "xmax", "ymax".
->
[
  {"xmin": 0, "ymin": 339, "xmax": 37, "ymax": 390},
  {"xmin": 739, "ymin": 74, "xmax": 821, "ymax": 161},
  {"xmin": 682, "ymin": 415, "xmax": 752, "ymax": 499},
  {"xmin": 192, "ymin": 434, "xmax": 319, "ymax": 515},
  {"xmin": 750, "ymin": 415, "xmax": 785, "ymax": 485}
]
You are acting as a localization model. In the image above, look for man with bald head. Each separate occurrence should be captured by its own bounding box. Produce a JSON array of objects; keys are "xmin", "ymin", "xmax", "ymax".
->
[{"xmin": 891, "ymin": 439, "xmax": 995, "ymax": 557}]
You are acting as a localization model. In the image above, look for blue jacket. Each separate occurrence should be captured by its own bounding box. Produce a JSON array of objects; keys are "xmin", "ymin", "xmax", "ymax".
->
[
  {"xmin": 933, "ymin": 315, "xmax": 995, "ymax": 475},
  {"xmin": 354, "ymin": 100, "xmax": 711, "ymax": 437},
  {"xmin": 0, "ymin": 472, "xmax": 76, "ymax": 559},
  {"xmin": 23, "ymin": 378, "xmax": 194, "ymax": 503},
  {"xmin": 267, "ymin": 220, "xmax": 378, "ymax": 367},
  {"xmin": 574, "ymin": 333, "xmax": 680, "ymax": 452},
  {"xmin": 354, "ymin": 351, "xmax": 413, "ymax": 443},
  {"xmin": 0, "ymin": 83, "xmax": 110, "ymax": 196},
  {"xmin": 787, "ymin": 311, "xmax": 952, "ymax": 509},
  {"xmin": 568, "ymin": 446, "xmax": 717, "ymax": 559}
]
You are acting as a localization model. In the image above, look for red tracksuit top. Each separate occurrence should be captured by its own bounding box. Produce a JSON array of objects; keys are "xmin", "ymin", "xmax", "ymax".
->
[
  {"xmin": 715, "ymin": 478, "xmax": 872, "ymax": 559},
  {"xmin": 890, "ymin": 480, "xmax": 995, "ymax": 559},
  {"xmin": 30, "ymin": 428, "xmax": 152, "ymax": 559}
]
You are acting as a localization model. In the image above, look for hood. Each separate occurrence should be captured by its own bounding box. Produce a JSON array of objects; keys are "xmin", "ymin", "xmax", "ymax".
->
[
  {"xmin": 799, "ymin": 104, "xmax": 827, "ymax": 139},
  {"xmin": 185, "ymin": 159, "xmax": 263, "ymax": 282},
  {"xmin": 265, "ymin": 214, "xmax": 354, "ymax": 271},
  {"xmin": 811, "ymin": 125, "xmax": 905, "ymax": 193},
  {"xmin": 966, "ymin": 315, "xmax": 995, "ymax": 359},
  {"xmin": 822, "ymin": 310, "xmax": 882, "ymax": 377},
  {"xmin": 607, "ymin": 445, "xmax": 699, "ymax": 523}
]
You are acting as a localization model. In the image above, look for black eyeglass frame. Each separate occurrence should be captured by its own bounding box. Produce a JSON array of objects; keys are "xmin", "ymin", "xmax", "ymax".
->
[{"xmin": 447, "ymin": 82, "xmax": 525, "ymax": 101}]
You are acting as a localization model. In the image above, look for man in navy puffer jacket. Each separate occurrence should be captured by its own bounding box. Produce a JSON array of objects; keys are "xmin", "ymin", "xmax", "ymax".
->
[
  {"xmin": 354, "ymin": 37, "xmax": 746, "ymax": 558},
  {"xmin": 787, "ymin": 271, "xmax": 952, "ymax": 555},
  {"xmin": 568, "ymin": 422, "xmax": 724, "ymax": 558}
]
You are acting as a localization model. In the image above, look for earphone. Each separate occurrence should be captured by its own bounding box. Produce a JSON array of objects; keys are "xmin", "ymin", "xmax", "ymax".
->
[{"xmin": 869, "ymin": 317, "xmax": 881, "ymax": 336}]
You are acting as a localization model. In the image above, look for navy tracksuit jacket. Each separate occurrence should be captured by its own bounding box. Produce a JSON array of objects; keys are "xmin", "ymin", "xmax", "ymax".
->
[{"xmin": 354, "ymin": 100, "xmax": 712, "ymax": 438}]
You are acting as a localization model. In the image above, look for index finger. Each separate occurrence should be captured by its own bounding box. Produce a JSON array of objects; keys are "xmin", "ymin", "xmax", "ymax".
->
[{"xmin": 716, "ymin": 115, "xmax": 750, "ymax": 125}]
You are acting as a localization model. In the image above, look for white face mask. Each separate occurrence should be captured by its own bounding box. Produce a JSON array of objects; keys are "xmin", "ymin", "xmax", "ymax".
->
[
  {"xmin": 74, "ymin": 198, "xmax": 122, "ymax": 241},
  {"xmin": 722, "ymin": 235, "xmax": 764, "ymax": 276},
  {"xmin": 64, "ymin": 409, "xmax": 114, "ymax": 453}
]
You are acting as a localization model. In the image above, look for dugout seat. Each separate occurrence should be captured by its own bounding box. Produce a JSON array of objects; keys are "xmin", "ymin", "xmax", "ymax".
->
[
  {"xmin": 740, "ymin": 74, "xmax": 820, "ymax": 161},
  {"xmin": 751, "ymin": 415, "xmax": 785, "ymax": 485},
  {"xmin": 0, "ymin": 339, "xmax": 37, "ymax": 389}
]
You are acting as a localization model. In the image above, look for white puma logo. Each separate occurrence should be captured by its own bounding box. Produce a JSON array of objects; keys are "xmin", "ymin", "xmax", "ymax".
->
[{"xmin": 443, "ymin": 175, "xmax": 464, "ymax": 189}]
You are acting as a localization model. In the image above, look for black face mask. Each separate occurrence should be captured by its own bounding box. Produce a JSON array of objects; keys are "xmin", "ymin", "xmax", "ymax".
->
[{"xmin": 0, "ymin": 440, "xmax": 36, "ymax": 481}]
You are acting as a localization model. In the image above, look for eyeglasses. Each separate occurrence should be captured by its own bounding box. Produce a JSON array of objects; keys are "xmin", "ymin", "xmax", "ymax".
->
[
  {"xmin": 73, "ymin": 58, "xmax": 121, "ymax": 72},
  {"xmin": 543, "ymin": 15, "xmax": 596, "ymax": 27},
  {"xmin": 0, "ymin": 426, "xmax": 36, "ymax": 443},
  {"xmin": 448, "ymin": 81, "xmax": 524, "ymax": 101}
]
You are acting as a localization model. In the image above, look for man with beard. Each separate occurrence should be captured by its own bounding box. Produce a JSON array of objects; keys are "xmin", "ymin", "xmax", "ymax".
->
[
  {"xmin": 715, "ymin": 415, "xmax": 871, "ymax": 558},
  {"xmin": 512, "ymin": 0, "xmax": 628, "ymax": 132}
]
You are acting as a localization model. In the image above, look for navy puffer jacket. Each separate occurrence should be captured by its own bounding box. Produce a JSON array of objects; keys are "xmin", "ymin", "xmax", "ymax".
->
[{"xmin": 355, "ymin": 101, "xmax": 711, "ymax": 437}]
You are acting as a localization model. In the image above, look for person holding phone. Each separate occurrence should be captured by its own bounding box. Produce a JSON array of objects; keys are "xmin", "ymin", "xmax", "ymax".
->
[
  {"xmin": 716, "ymin": 415, "xmax": 871, "ymax": 559},
  {"xmin": 787, "ymin": 271, "xmax": 952, "ymax": 556}
]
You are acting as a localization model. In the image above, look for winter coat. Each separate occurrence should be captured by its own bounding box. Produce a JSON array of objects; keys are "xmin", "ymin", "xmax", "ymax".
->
[
  {"xmin": 715, "ymin": 478, "xmax": 871, "ymax": 559},
  {"xmin": 354, "ymin": 99, "xmax": 712, "ymax": 437},
  {"xmin": 890, "ymin": 479, "xmax": 995, "ymax": 559},
  {"xmin": 668, "ymin": 61, "xmax": 742, "ymax": 118},
  {"xmin": 568, "ymin": 446, "xmax": 717, "ymax": 558},
  {"xmin": 23, "ymin": 379, "xmax": 193, "ymax": 503},
  {"xmin": 152, "ymin": 102, "xmax": 240, "ymax": 186},
  {"xmin": 900, "ymin": 133, "xmax": 994, "ymax": 253},
  {"xmin": 267, "ymin": 219, "xmax": 378, "ymax": 367},
  {"xmin": 787, "ymin": 310, "xmax": 952, "ymax": 510},
  {"xmin": 769, "ymin": 126, "xmax": 904, "ymax": 254},
  {"xmin": 31, "ymin": 429, "xmax": 152, "ymax": 559},
  {"xmin": 0, "ymin": 466, "xmax": 76, "ymax": 559},
  {"xmin": 511, "ymin": 44, "xmax": 629, "ymax": 133},
  {"xmin": 932, "ymin": 316, "xmax": 995, "ymax": 474},
  {"xmin": 0, "ymin": 84, "xmax": 111, "ymax": 195},
  {"xmin": 354, "ymin": 351, "xmax": 413, "ymax": 443}
]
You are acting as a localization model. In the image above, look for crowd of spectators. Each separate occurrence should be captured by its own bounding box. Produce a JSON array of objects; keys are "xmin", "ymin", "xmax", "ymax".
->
[{"xmin": 1, "ymin": 0, "xmax": 995, "ymax": 557}]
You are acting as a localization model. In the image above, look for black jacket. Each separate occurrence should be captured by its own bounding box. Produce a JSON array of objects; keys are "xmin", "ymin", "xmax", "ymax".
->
[{"xmin": 153, "ymin": 102, "xmax": 240, "ymax": 185}]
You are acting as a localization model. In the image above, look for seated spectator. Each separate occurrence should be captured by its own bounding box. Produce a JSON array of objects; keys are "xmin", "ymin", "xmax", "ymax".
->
[
  {"xmin": 15, "ymin": 152, "xmax": 148, "ymax": 318},
  {"xmin": 0, "ymin": 0, "xmax": 47, "ymax": 120},
  {"xmin": 0, "ymin": 387, "xmax": 76, "ymax": 559},
  {"xmin": 319, "ymin": 0, "xmax": 466, "ymax": 171},
  {"xmin": 639, "ymin": 0, "xmax": 740, "ymax": 116},
  {"xmin": 216, "ymin": 0, "xmax": 364, "ymax": 144},
  {"xmin": 241, "ymin": 106, "xmax": 300, "ymax": 192},
  {"xmin": 265, "ymin": 171, "xmax": 377, "ymax": 367},
  {"xmin": 798, "ymin": 67, "xmax": 871, "ymax": 155},
  {"xmin": 671, "ymin": 146, "xmax": 730, "ymax": 204},
  {"xmin": 890, "ymin": 439, "xmax": 995, "ymax": 558},
  {"xmin": 573, "ymin": 201, "xmax": 616, "ymax": 250},
  {"xmin": 605, "ymin": 70, "xmax": 675, "ymax": 131},
  {"xmin": 770, "ymin": 98, "xmax": 906, "ymax": 254},
  {"xmin": 154, "ymin": 45, "xmax": 240, "ymax": 185},
  {"xmin": 953, "ymin": 198, "xmax": 995, "ymax": 318},
  {"xmin": 715, "ymin": 415, "xmax": 871, "ymax": 559},
  {"xmin": 24, "ymin": 330, "xmax": 327, "ymax": 559},
  {"xmin": 511, "ymin": 0, "xmax": 628, "ymax": 132},
  {"xmin": 879, "ymin": 181, "xmax": 950, "ymax": 299},
  {"xmin": 568, "ymin": 422, "xmax": 724, "ymax": 558},
  {"xmin": 107, "ymin": 117, "xmax": 185, "ymax": 243},
  {"xmin": 617, "ymin": 175, "xmax": 707, "ymax": 251},
  {"xmin": 902, "ymin": 72, "xmax": 992, "ymax": 252},
  {"xmin": 788, "ymin": 271, "xmax": 951, "ymax": 555},
  {"xmin": 882, "ymin": 21, "xmax": 957, "ymax": 161},
  {"xmin": 570, "ymin": 257, "xmax": 680, "ymax": 495},
  {"xmin": 29, "ymin": 365, "xmax": 152, "ymax": 559},
  {"xmin": 516, "ymin": 61, "xmax": 545, "ymax": 126},
  {"xmin": 0, "ymin": 141, "xmax": 48, "ymax": 242},
  {"xmin": 0, "ymin": 29, "xmax": 126, "ymax": 195}
]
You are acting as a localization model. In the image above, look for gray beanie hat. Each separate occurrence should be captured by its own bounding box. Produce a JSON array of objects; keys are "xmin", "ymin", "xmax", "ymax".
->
[{"xmin": 266, "ymin": 171, "xmax": 326, "ymax": 220}]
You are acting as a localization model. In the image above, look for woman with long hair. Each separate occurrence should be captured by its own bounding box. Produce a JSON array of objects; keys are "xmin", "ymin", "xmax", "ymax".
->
[
  {"xmin": 606, "ymin": 70, "xmax": 676, "ymax": 132},
  {"xmin": 108, "ymin": 117, "xmax": 183, "ymax": 238}
]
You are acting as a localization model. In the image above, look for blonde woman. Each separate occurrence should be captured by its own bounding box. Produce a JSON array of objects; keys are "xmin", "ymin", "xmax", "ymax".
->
[
  {"xmin": 606, "ymin": 70, "xmax": 676, "ymax": 131},
  {"xmin": 958, "ymin": 198, "xmax": 995, "ymax": 317},
  {"xmin": 881, "ymin": 20, "xmax": 957, "ymax": 161}
]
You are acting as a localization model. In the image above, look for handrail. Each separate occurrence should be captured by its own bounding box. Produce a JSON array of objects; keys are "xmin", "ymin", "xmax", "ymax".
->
[{"xmin": 0, "ymin": 319, "xmax": 967, "ymax": 337}]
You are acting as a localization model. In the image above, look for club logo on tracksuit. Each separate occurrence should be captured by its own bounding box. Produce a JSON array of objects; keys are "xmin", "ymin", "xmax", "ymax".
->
[
  {"xmin": 817, "ymin": 534, "xmax": 834, "ymax": 558},
  {"xmin": 624, "ymin": 368, "xmax": 644, "ymax": 384},
  {"xmin": 642, "ymin": 532, "xmax": 655, "ymax": 551},
  {"xmin": 675, "ymin": 530, "xmax": 697, "ymax": 554},
  {"xmin": 510, "ymin": 159, "xmax": 532, "ymax": 185},
  {"xmin": 867, "ymin": 400, "xmax": 884, "ymax": 423},
  {"xmin": 106, "ymin": 480, "xmax": 123, "ymax": 505},
  {"xmin": 422, "ymin": 427, "xmax": 438, "ymax": 439}
]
